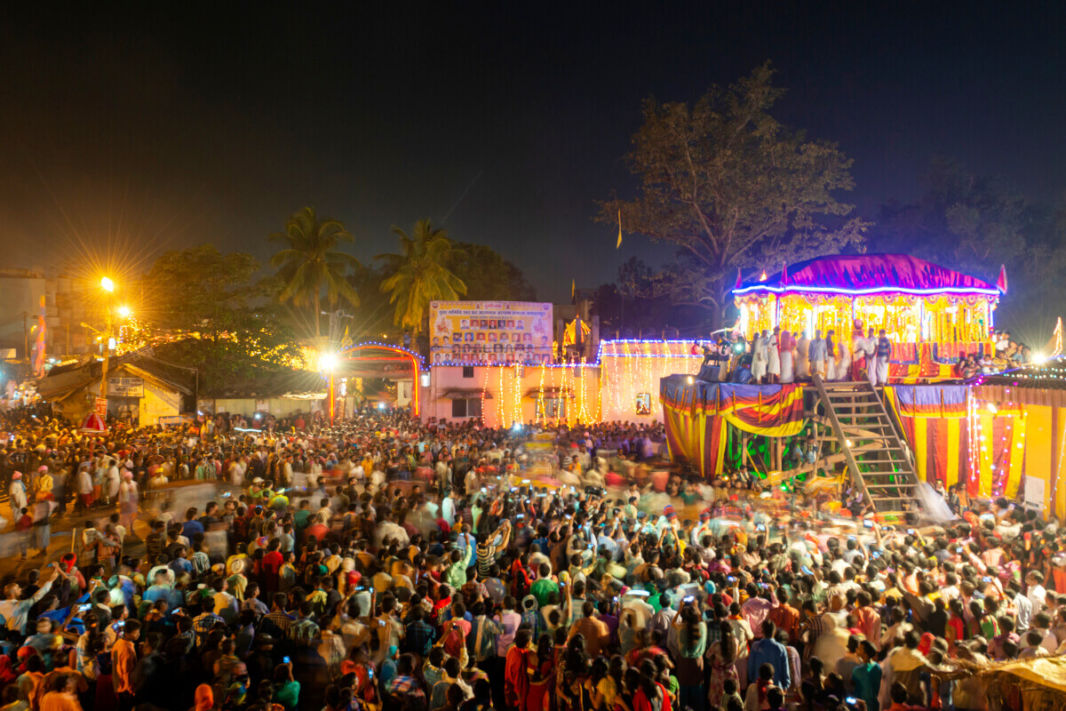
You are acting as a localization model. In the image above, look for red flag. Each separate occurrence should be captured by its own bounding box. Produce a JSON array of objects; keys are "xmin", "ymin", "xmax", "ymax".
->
[
  {"xmin": 996, "ymin": 264, "xmax": 1008, "ymax": 293},
  {"xmin": 735, "ymin": 268, "xmax": 742, "ymax": 289},
  {"xmin": 781, "ymin": 263, "xmax": 789, "ymax": 286}
]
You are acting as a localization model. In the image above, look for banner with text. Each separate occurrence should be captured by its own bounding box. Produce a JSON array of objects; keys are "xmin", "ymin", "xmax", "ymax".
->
[{"xmin": 430, "ymin": 301, "xmax": 553, "ymax": 365}]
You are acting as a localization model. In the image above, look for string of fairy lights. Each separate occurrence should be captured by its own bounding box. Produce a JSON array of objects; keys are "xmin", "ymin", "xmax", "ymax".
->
[
  {"xmin": 963, "ymin": 388, "xmax": 1027, "ymax": 498},
  {"xmin": 442, "ymin": 339, "xmax": 701, "ymax": 427}
]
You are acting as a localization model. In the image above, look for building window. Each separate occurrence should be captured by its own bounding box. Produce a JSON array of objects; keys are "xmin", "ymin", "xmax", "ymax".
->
[
  {"xmin": 451, "ymin": 397, "xmax": 482, "ymax": 418},
  {"xmin": 635, "ymin": 392, "xmax": 652, "ymax": 415},
  {"xmin": 462, "ymin": 366, "xmax": 475, "ymax": 378}
]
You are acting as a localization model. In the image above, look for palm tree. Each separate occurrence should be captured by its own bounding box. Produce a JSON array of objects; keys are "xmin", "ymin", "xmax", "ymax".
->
[
  {"xmin": 270, "ymin": 206, "xmax": 361, "ymax": 340},
  {"xmin": 378, "ymin": 219, "xmax": 467, "ymax": 334}
]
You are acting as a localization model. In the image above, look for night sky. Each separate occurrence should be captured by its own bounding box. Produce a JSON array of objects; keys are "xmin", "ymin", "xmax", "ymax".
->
[{"xmin": 2, "ymin": 2, "xmax": 1064, "ymax": 301}]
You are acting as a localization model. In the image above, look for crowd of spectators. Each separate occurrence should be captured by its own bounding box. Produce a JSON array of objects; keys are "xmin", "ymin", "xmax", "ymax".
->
[{"xmin": 0, "ymin": 409, "xmax": 1059, "ymax": 711}]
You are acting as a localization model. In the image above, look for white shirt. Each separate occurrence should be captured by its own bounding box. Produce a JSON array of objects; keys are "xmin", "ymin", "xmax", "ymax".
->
[
  {"xmin": 442, "ymin": 496, "xmax": 456, "ymax": 526},
  {"xmin": 1028, "ymin": 584, "xmax": 1048, "ymax": 615},
  {"xmin": 1014, "ymin": 593, "xmax": 1033, "ymax": 631},
  {"xmin": 9, "ymin": 482, "xmax": 27, "ymax": 509},
  {"xmin": 76, "ymin": 470, "xmax": 93, "ymax": 495}
]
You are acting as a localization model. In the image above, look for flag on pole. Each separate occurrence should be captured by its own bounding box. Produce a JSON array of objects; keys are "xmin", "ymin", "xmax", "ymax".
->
[
  {"xmin": 735, "ymin": 268, "xmax": 742, "ymax": 289},
  {"xmin": 781, "ymin": 263, "xmax": 789, "ymax": 286},
  {"xmin": 571, "ymin": 279, "xmax": 576, "ymax": 301},
  {"xmin": 616, "ymin": 207, "xmax": 623, "ymax": 249},
  {"xmin": 996, "ymin": 264, "xmax": 1008, "ymax": 293}
]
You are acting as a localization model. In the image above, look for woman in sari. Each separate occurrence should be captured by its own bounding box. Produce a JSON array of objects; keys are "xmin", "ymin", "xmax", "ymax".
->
[
  {"xmin": 706, "ymin": 622, "xmax": 740, "ymax": 709},
  {"xmin": 527, "ymin": 634, "xmax": 556, "ymax": 711},
  {"xmin": 504, "ymin": 629, "xmax": 535, "ymax": 710}
]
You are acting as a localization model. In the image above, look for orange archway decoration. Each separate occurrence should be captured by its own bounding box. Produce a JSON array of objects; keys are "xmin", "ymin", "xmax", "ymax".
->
[{"xmin": 328, "ymin": 342, "xmax": 425, "ymax": 421}]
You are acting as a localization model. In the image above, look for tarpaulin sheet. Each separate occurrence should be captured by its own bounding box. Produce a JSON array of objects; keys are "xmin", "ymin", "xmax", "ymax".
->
[
  {"xmin": 737, "ymin": 253, "xmax": 996, "ymax": 292},
  {"xmin": 981, "ymin": 655, "xmax": 1066, "ymax": 708}
]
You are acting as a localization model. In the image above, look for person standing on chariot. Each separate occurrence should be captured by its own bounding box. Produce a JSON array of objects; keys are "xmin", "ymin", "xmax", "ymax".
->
[{"xmin": 767, "ymin": 326, "xmax": 781, "ymax": 384}]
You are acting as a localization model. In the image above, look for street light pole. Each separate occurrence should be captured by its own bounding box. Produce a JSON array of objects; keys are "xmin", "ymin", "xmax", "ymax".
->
[
  {"xmin": 329, "ymin": 373, "xmax": 335, "ymax": 425},
  {"xmin": 99, "ymin": 277, "xmax": 115, "ymax": 403}
]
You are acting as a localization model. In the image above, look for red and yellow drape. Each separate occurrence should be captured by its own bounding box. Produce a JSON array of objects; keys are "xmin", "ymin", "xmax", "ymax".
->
[{"xmin": 660, "ymin": 376, "xmax": 805, "ymax": 478}]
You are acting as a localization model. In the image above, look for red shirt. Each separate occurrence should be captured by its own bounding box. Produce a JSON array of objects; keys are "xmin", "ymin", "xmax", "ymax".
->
[
  {"xmin": 261, "ymin": 550, "xmax": 284, "ymax": 579},
  {"xmin": 305, "ymin": 523, "xmax": 328, "ymax": 542}
]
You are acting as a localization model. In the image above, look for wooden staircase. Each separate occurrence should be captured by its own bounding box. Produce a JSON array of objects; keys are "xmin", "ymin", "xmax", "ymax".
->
[{"xmin": 811, "ymin": 375, "xmax": 921, "ymax": 519}]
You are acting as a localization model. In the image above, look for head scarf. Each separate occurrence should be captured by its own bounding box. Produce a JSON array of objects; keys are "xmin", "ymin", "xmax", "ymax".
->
[
  {"xmin": 194, "ymin": 684, "xmax": 214, "ymax": 711},
  {"xmin": 59, "ymin": 553, "xmax": 77, "ymax": 574}
]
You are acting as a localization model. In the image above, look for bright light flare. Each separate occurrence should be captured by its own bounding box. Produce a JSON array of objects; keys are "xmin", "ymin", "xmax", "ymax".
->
[
  {"xmin": 1032, "ymin": 351, "xmax": 1048, "ymax": 365},
  {"xmin": 117, "ymin": 305, "xmax": 132, "ymax": 319},
  {"xmin": 318, "ymin": 352, "xmax": 339, "ymax": 373},
  {"xmin": 100, "ymin": 276, "xmax": 115, "ymax": 293}
]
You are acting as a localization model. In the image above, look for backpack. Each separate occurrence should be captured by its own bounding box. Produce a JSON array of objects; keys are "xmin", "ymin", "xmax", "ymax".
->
[{"xmin": 440, "ymin": 621, "xmax": 464, "ymax": 659}]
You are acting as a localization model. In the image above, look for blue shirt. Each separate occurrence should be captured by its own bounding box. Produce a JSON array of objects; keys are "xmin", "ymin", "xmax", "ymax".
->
[
  {"xmin": 809, "ymin": 339, "xmax": 827, "ymax": 362},
  {"xmin": 168, "ymin": 557, "xmax": 193, "ymax": 575},
  {"xmin": 182, "ymin": 520, "xmax": 205, "ymax": 539},
  {"xmin": 748, "ymin": 637, "xmax": 790, "ymax": 690}
]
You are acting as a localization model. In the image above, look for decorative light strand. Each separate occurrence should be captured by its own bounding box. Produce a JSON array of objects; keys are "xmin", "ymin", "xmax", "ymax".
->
[{"xmin": 536, "ymin": 364, "xmax": 546, "ymax": 426}]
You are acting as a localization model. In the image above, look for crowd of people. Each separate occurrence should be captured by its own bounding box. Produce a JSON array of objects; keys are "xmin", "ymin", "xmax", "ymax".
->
[
  {"xmin": 699, "ymin": 324, "xmax": 1034, "ymax": 387},
  {"xmin": 0, "ymin": 407, "xmax": 1060, "ymax": 711},
  {"xmin": 954, "ymin": 332, "xmax": 1033, "ymax": 380},
  {"xmin": 700, "ymin": 325, "xmax": 895, "ymax": 388}
]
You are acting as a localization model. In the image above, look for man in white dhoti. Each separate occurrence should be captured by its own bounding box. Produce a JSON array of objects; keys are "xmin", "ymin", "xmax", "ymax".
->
[
  {"xmin": 796, "ymin": 332, "xmax": 810, "ymax": 380},
  {"xmin": 780, "ymin": 330, "xmax": 795, "ymax": 384},
  {"xmin": 862, "ymin": 327, "xmax": 877, "ymax": 388},
  {"xmin": 751, "ymin": 332, "xmax": 768, "ymax": 383},
  {"xmin": 767, "ymin": 327, "xmax": 781, "ymax": 383}
]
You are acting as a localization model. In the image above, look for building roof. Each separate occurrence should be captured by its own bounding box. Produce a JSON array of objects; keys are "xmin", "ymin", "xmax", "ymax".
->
[
  {"xmin": 37, "ymin": 352, "xmax": 197, "ymax": 402},
  {"xmin": 734, "ymin": 254, "xmax": 999, "ymax": 296}
]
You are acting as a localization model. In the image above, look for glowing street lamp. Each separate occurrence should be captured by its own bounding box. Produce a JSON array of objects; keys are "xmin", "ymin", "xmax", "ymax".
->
[
  {"xmin": 117, "ymin": 305, "xmax": 132, "ymax": 319},
  {"xmin": 100, "ymin": 276, "xmax": 115, "ymax": 293},
  {"xmin": 319, "ymin": 352, "xmax": 339, "ymax": 373}
]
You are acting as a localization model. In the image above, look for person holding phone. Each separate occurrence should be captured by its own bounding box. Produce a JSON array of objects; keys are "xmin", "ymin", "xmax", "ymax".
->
[{"xmin": 271, "ymin": 660, "xmax": 300, "ymax": 711}]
